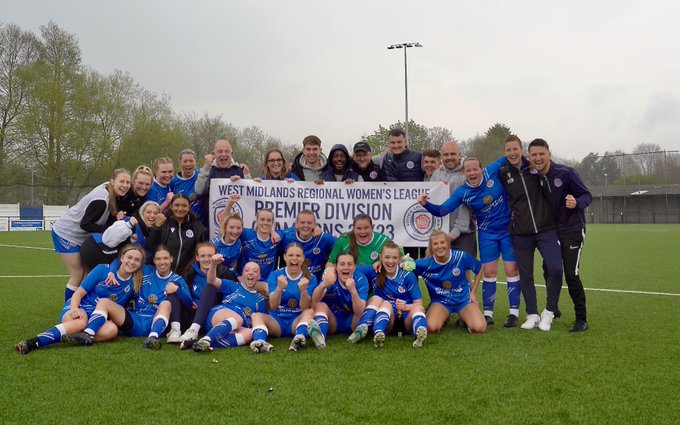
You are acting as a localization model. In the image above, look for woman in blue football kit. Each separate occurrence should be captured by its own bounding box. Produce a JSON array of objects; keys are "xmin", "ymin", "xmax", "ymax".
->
[
  {"xmin": 413, "ymin": 229, "xmax": 486, "ymax": 334},
  {"xmin": 15, "ymin": 244, "xmax": 145, "ymax": 354},
  {"xmin": 305, "ymin": 251, "xmax": 369, "ymax": 349},
  {"xmin": 63, "ymin": 245, "xmax": 192, "ymax": 350},
  {"xmin": 146, "ymin": 157, "xmax": 175, "ymax": 212},
  {"xmin": 418, "ymin": 156, "xmax": 522, "ymax": 327},
  {"xmin": 210, "ymin": 212, "xmax": 243, "ymax": 276},
  {"xmin": 170, "ymin": 149, "xmax": 203, "ymax": 218},
  {"xmin": 249, "ymin": 243, "xmax": 318, "ymax": 353},
  {"xmin": 52, "ymin": 168, "xmax": 132, "ymax": 301},
  {"xmin": 348, "ymin": 241, "xmax": 428, "ymax": 348},
  {"xmin": 186, "ymin": 256, "xmax": 268, "ymax": 352}
]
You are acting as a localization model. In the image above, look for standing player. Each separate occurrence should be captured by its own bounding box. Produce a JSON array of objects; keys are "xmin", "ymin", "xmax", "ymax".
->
[
  {"xmin": 418, "ymin": 156, "xmax": 522, "ymax": 327},
  {"xmin": 348, "ymin": 242, "xmax": 428, "ymax": 348},
  {"xmin": 499, "ymin": 136, "xmax": 563, "ymax": 330},
  {"xmin": 170, "ymin": 149, "xmax": 203, "ymax": 219},
  {"xmin": 15, "ymin": 245, "xmax": 145, "ymax": 354},
  {"xmin": 52, "ymin": 168, "xmax": 131, "ymax": 301},
  {"xmin": 249, "ymin": 243, "xmax": 318, "ymax": 353},
  {"xmin": 529, "ymin": 138, "xmax": 592, "ymax": 332},
  {"xmin": 147, "ymin": 157, "xmax": 175, "ymax": 211},
  {"xmin": 279, "ymin": 210, "xmax": 336, "ymax": 281},
  {"xmin": 306, "ymin": 251, "xmax": 369, "ymax": 349}
]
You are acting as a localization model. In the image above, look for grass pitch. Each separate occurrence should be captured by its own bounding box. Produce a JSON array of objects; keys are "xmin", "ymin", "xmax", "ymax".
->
[{"xmin": 1, "ymin": 226, "xmax": 679, "ymax": 424}]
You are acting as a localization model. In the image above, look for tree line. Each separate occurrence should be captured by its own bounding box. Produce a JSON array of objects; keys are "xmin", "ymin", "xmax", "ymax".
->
[{"xmin": 2, "ymin": 22, "xmax": 678, "ymax": 205}]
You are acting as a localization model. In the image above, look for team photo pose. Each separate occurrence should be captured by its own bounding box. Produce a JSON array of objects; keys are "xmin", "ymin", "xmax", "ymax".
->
[
  {"xmin": 15, "ymin": 244, "xmax": 145, "ymax": 354},
  {"xmin": 326, "ymin": 214, "xmax": 394, "ymax": 269},
  {"xmin": 63, "ymin": 245, "xmax": 192, "ymax": 350},
  {"xmin": 279, "ymin": 209, "xmax": 336, "ymax": 281},
  {"xmin": 80, "ymin": 200, "xmax": 160, "ymax": 271},
  {"xmin": 306, "ymin": 251, "xmax": 369, "ymax": 349},
  {"xmin": 418, "ymin": 156, "xmax": 522, "ymax": 327},
  {"xmin": 147, "ymin": 157, "xmax": 175, "ymax": 211},
  {"xmin": 225, "ymin": 194, "xmax": 282, "ymax": 277},
  {"xmin": 52, "ymin": 168, "xmax": 132, "ymax": 301},
  {"xmin": 149, "ymin": 193, "xmax": 209, "ymax": 273},
  {"xmin": 210, "ymin": 212, "xmax": 243, "ymax": 276},
  {"xmin": 410, "ymin": 229, "xmax": 486, "ymax": 334},
  {"xmin": 170, "ymin": 149, "xmax": 203, "ymax": 218},
  {"xmin": 187, "ymin": 256, "xmax": 267, "ymax": 351},
  {"xmin": 257, "ymin": 148, "xmax": 299, "ymax": 181},
  {"xmin": 348, "ymin": 242, "xmax": 428, "ymax": 348},
  {"xmin": 117, "ymin": 165, "xmax": 153, "ymax": 216},
  {"xmin": 249, "ymin": 243, "xmax": 318, "ymax": 353}
]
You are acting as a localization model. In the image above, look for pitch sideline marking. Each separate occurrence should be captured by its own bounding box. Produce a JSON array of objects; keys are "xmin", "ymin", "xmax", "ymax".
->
[
  {"xmin": 0, "ymin": 243, "xmax": 53, "ymax": 251},
  {"xmin": 498, "ymin": 282, "xmax": 679, "ymax": 297}
]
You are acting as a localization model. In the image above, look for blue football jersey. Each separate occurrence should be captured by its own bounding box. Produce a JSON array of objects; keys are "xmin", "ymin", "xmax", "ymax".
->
[
  {"xmin": 279, "ymin": 228, "xmax": 337, "ymax": 281},
  {"xmin": 321, "ymin": 272, "xmax": 369, "ymax": 314},
  {"xmin": 132, "ymin": 265, "xmax": 191, "ymax": 316},
  {"xmin": 355, "ymin": 265, "xmax": 422, "ymax": 304},
  {"xmin": 75, "ymin": 264, "xmax": 135, "ymax": 310},
  {"xmin": 147, "ymin": 180, "xmax": 170, "ymax": 206},
  {"xmin": 170, "ymin": 169, "xmax": 202, "ymax": 217},
  {"xmin": 211, "ymin": 235, "xmax": 241, "ymax": 276},
  {"xmin": 239, "ymin": 228, "xmax": 282, "ymax": 278},
  {"xmin": 267, "ymin": 268, "xmax": 318, "ymax": 318},
  {"xmin": 217, "ymin": 279, "xmax": 267, "ymax": 327},
  {"xmin": 415, "ymin": 250, "xmax": 482, "ymax": 304}
]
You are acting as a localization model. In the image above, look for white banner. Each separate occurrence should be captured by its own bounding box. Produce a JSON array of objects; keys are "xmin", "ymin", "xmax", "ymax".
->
[{"xmin": 209, "ymin": 180, "xmax": 450, "ymax": 247}]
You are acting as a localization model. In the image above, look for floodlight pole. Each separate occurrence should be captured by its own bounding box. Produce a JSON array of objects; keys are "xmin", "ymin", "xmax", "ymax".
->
[{"xmin": 388, "ymin": 42, "xmax": 422, "ymax": 143}]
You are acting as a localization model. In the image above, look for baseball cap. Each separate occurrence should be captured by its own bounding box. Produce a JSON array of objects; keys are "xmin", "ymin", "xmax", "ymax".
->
[{"xmin": 353, "ymin": 142, "xmax": 372, "ymax": 153}]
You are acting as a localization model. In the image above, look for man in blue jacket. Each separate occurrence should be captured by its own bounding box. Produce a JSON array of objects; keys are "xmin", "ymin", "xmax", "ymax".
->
[
  {"xmin": 381, "ymin": 128, "xmax": 424, "ymax": 182},
  {"xmin": 529, "ymin": 138, "xmax": 592, "ymax": 332}
]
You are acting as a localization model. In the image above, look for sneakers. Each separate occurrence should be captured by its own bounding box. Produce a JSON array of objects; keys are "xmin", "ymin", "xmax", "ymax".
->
[
  {"xmin": 143, "ymin": 336, "xmax": 162, "ymax": 350},
  {"xmin": 538, "ymin": 309, "xmax": 555, "ymax": 331},
  {"xmin": 503, "ymin": 314, "xmax": 519, "ymax": 328},
  {"xmin": 307, "ymin": 319, "xmax": 326, "ymax": 349},
  {"xmin": 412, "ymin": 327, "xmax": 427, "ymax": 348},
  {"xmin": 347, "ymin": 324, "xmax": 368, "ymax": 344},
  {"xmin": 179, "ymin": 328, "xmax": 198, "ymax": 344},
  {"xmin": 192, "ymin": 338, "xmax": 212, "ymax": 352},
  {"xmin": 484, "ymin": 315, "xmax": 495, "ymax": 326},
  {"xmin": 373, "ymin": 331, "xmax": 385, "ymax": 348},
  {"xmin": 166, "ymin": 328, "xmax": 181, "ymax": 344},
  {"xmin": 180, "ymin": 338, "xmax": 198, "ymax": 351},
  {"xmin": 250, "ymin": 340, "xmax": 274, "ymax": 353},
  {"xmin": 62, "ymin": 332, "xmax": 94, "ymax": 346},
  {"xmin": 569, "ymin": 320, "xmax": 589, "ymax": 333},
  {"xmin": 288, "ymin": 334, "xmax": 306, "ymax": 352},
  {"xmin": 521, "ymin": 314, "xmax": 541, "ymax": 330},
  {"xmin": 15, "ymin": 340, "xmax": 33, "ymax": 355}
]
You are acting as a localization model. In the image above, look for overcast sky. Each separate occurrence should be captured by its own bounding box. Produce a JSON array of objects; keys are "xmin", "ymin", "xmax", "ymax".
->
[{"xmin": 4, "ymin": 0, "xmax": 680, "ymax": 160}]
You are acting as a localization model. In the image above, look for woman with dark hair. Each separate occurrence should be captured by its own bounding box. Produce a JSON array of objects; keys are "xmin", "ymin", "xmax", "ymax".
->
[
  {"xmin": 149, "ymin": 193, "xmax": 209, "ymax": 273},
  {"xmin": 52, "ymin": 168, "xmax": 131, "ymax": 301},
  {"xmin": 80, "ymin": 201, "xmax": 160, "ymax": 271},
  {"xmin": 249, "ymin": 243, "xmax": 318, "ymax": 353},
  {"xmin": 15, "ymin": 244, "xmax": 145, "ymax": 354},
  {"xmin": 258, "ymin": 148, "xmax": 299, "ymax": 181},
  {"xmin": 348, "ymin": 241, "xmax": 428, "ymax": 348}
]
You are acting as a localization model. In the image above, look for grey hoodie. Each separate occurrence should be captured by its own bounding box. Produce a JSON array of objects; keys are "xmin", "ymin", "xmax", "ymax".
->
[{"xmin": 431, "ymin": 163, "xmax": 476, "ymax": 237}]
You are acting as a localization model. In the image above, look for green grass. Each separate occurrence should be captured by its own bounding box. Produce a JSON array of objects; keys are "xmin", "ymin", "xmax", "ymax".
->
[{"xmin": 1, "ymin": 225, "xmax": 679, "ymax": 424}]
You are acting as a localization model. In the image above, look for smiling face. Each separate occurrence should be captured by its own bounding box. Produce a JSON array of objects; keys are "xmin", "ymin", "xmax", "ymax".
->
[
  {"xmin": 423, "ymin": 155, "xmax": 440, "ymax": 177},
  {"xmin": 352, "ymin": 150, "xmax": 371, "ymax": 168},
  {"xmin": 180, "ymin": 153, "xmax": 196, "ymax": 177},
  {"xmin": 284, "ymin": 245, "xmax": 305, "ymax": 274},
  {"xmin": 153, "ymin": 249, "xmax": 173, "ymax": 275},
  {"xmin": 196, "ymin": 245, "xmax": 216, "ymax": 272},
  {"xmin": 214, "ymin": 139, "xmax": 233, "ymax": 168},
  {"xmin": 155, "ymin": 162, "xmax": 174, "ymax": 186},
  {"xmin": 296, "ymin": 212, "xmax": 316, "ymax": 240},
  {"xmin": 463, "ymin": 158, "xmax": 483, "ymax": 187},
  {"xmin": 241, "ymin": 262, "xmax": 261, "ymax": 289},
  {"xmin": 120, "ymin": 248, "xmax": 144, "ymax": 276},
  {"xmin": 224, "ymin": 217, "xmax": 243, "ymax": 243},
  {"xmin": 133, "ymin": 173, "xmax": 152, "ymax": 197},
  {"xmin": 388, "ymin": 134, "xmax": 407, "ymax": 155},
  {"xmin": 335, "ymin": 253, "xmax": 356, "ymax": 285},
  {"xmin": 332, "ymin": 150, "xmax": 347, "ymax": 173},
  {"xmin": 255, "ymin": 210, "xmax": 274, "ymax": 236},
  {"xmin": 441, "ymin": 142, "xmax": 461, "ymax": 170},
  {"xmin": 380, "ymin": 246, "xmax": 401, "ymax": 275},
  {"xmin": 142, "ymin": 203, "xmax": 160, "ymax": 227},
  {"xmin": 430, "ymin": 234, "xmax": 451, "ymax": 262},
  {"xmin": 303, "ymin": 144, "xmax": 321, "ymax": 165},
  {"xmin": 111, "ymin": 171, "xmax": 131, "ymax": 197},
  {"xmin": 529, "ymin": 145, "xmax": 552, "ymax": 174},
  {"xmin": 353, "ymin": 218, "xmax": 373, "ymax": 245},
  {"xmin": 266, "ymin": 151, "xmax": 285, "ymax": 177},
  {"xmin": 504, "ymin": 140, "xmax": 523, "ymax": 168},
  {"xmin": 170, "ymin": 197, "xmax": 190, "ymax": 222}
]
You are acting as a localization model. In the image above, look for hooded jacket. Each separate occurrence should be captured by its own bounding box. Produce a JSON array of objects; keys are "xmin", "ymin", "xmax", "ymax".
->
[
  {"xmin": 291, "ymin": 151, "xmax": 328, "ymax": 181},
  {"xmin": 319, "ymin": 144, "xmax": 362, "ymax": 182}
]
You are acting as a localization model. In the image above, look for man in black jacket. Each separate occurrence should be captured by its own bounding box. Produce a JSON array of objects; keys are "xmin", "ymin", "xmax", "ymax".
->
[
  {"xmin": 381, "ymin": 129, "xmax": 424, "ymax": 182},
  {"xmin": 499, "ymin": 135, "xmax": 563, "ymax": 330},
  {"xmin": 351, "ymin": 142, "xmax": 384, "ymax": 182}
]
